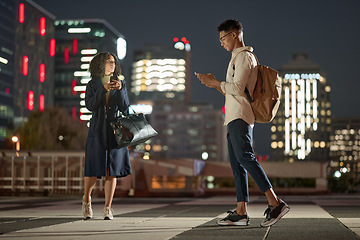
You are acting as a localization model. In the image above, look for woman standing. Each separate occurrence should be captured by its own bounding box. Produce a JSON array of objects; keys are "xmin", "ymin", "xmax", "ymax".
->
[{"xmin": 82, "ymin": 52, "xmax": 132, "ymax": 220}]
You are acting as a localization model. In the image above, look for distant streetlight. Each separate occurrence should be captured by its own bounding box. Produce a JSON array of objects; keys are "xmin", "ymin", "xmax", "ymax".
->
[
  {"xmin": 11, "ymin": 136, "xmax": 20, "ymax": 154},
  {"xmin": 11, "ymin": 136, "xmax": 18, "ymax": 143}
]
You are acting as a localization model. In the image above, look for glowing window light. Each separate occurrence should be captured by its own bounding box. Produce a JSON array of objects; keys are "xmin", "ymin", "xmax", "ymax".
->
[
  {"xmin": 28, "ymin": 91, "xmax": 34, "ymax": 111},
  {"xmin": 313, "ymin": 100, "xmax": 318, "ymax": 119},
  {"xmin": 117, "ymin": 37, "xmax": 127, "ymax": 60},
  {"xmin": 285, "ymin": 119, "xmax": 290, "ymax": 153},
  {"xmin": 306, "ymin": 115, "xmax": 311, "ymax": 129},
  {"xmin": 19, "ymin": 4, "xmax": 24, "ymax": 23},
  {"xmin": 72, "ymin": 39, "xmax": 78, "ymax": 55},
  {"xmin": 68, "ymin": 28, "xmax": 91, "ymax": 33},
  {"xmin": 39, "ymin": 94, "xmax": 44, "ymax": 111},
  {"xmin": 39, "ymin": 63, "xmax": 45, "ymax": 82},
  {"xmin": 313, "ymin": 122, "xmax": 318, "ymax": 131},
  {"xmin": 292, "ymin": 132, "xmax": 297, "ymax": 150},
  {"xmin": 80, "ymin": 115, "xmax": 92, "ymax": 121},
  {"xmin": 306, "ymin": 79, "xmax": 311, "ymax": 102},
  {"xmin": 80, "ymin": 78, "xmax": 91, "ymax": 84},
  {"xmin": 81, "ymin": 64, "xmax": 89, "ymax": 69},
  {"xmin": 22, "ymin": 56, "xmax": 28, "ymax": 76},
  {"xmin": 74, "ymin": 71, "xmax": 90, "ymax": 77},
  {"xmin": 81, "ymin": 49, "xmax": 97, "ymax": 55},
  {"xmin": 72, "ymin": 80, "xmax": 77, "ymax": 95},
  {"xmin": 64, "ymin": 47, "xmax": 69, "ymax": 64},
  {"xmin": 313, "ymin": 80, "xmax": 317, "ymax": 99},
  {"xmin": 291, "ymin": 80, "xmax": 296, "ymax": 131},
  {"xmin": 81, "ymin": 56, "xmax": 93, "ymax": 62},
  {"xmin": 284, "ymin": 87, "xmax": 289, "ymax": 117},
  {"xmin": 0, "ymin": 57, "xmax": 8, "ymax": 64},
  {"xmin": 50, "ymin": 39, "xmax": 55, "ymax": 57},
  {"xmin": 80, "ymin": 107, "xmax": 91, "ymax": 113},
  {"xmin": 74, "ymin": 86, "xmax": 86, "ymax": 92},
  {"xmin": 306, "ymin": 139, "xmax": 311, "ymax": 153},
  {"xmin": 40, "ymin": 17, "xmax": 46, "ymax": 36}
]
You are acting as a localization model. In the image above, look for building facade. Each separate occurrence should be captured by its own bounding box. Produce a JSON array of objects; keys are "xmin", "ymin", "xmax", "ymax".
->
[
  {"xmin": 13, "ymin": 0, "xmax": 55, "ymax": 120},
  {"xmin": 130, "ymin": 37, "xmax": 191, "ymax": 104},
  {"xmin": 271, "ymin": 53, "xmax": 331, "ymax": 162},
  {"xmin": 53, "ymin": 19, "xmax": 126, "ymax": 121},
  {"xmin": 0, "ymin": 0, "xmax": 16, "ymax": 141},
  {"xmin": 329, "ymin": 117, "xmax": 360, "ymax": 179},
  {"xmin": 149, "ymin": 100, "xmax": 227, "ymax": 162}
]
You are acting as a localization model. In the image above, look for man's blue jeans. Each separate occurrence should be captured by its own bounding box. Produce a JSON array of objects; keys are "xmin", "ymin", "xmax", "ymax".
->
[{"xmin": 227, "ymin": 119, "xmax": 272, "ymax": 202}]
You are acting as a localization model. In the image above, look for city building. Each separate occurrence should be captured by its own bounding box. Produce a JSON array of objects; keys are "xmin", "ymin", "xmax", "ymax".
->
[
  {"xmin": 271, "ymin": 53, "xmax": 331, "ymax": 162},
  {"xmin": 0, "ymin": 0, "xmax": 16, "ymax": 141},
  {"xmin": 13, "ymin": 0, "xmax": 55, "ymax": 120},
  {"xmin": 130, "ymin": 37, "xmax": 191, "ymax": 104},
  {"xmin": 149, "ymin": 100, "xmax": 227, "ymax": 162},
  {"xmin": 53, "ymin": 19, "xmax": 127, "ymax": 121},
  {"xmin": 329, "ymin": 117, "xmax": 360, "ymax": 179}
]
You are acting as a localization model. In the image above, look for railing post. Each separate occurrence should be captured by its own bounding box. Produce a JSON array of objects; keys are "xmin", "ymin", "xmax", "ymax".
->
[
  {"xmin": 23, "ymin": 155, "xmax": 27, "ymax": 190},
  {"xmin": 65, "ymin": 155, "xmax": 69, "ymax": 193},
  {"xmin": 11, "ymin": 156, "xmax": 14, "ymax": 191},
  {"xmin": 37, "ymin": 156, "xmax": 40, "ymax": 191}
]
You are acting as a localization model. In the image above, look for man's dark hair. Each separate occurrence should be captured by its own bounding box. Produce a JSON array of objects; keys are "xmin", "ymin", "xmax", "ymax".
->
[
  {"xmin": 89, "ymin": 52, "xmax": 121, "ymax": 78},
  {"xmin": 217, "ymin": 19, "xmax": 243, "ymax": 32}
]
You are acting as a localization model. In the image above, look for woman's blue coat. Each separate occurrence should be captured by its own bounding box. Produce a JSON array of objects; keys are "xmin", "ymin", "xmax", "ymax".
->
[{"xmin": 84, "ymin": 78, "xmax": 132, "ymax": 178}]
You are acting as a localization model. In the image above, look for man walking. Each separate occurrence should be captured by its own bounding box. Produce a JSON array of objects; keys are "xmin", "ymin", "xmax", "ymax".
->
[{"xmin": 195, "ymin": 19, "xmax": 290, "ymax": 227}]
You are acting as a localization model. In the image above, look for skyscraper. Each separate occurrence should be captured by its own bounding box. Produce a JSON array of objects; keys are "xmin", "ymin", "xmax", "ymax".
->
[
  {"xmin": 0, "ymin": 0, "xmax": 15, "ymax": 141},
  {"xmin": 130, "ymin": 37, "xmax": 191, "ymax": 104},
  {"xmin": 271, "ymin": 53, "xmax": 331, "ymax": 162},
  {"xmin": 13, "ymin": 0, "xmax": 55, "ymax": 120},
  {"xmin": 53, "ymin": 19, "xmax": 126, "ymax": 121},
  {"xmin": 329, "ymin": 117, "xmax": 360, "ymax": 179}
]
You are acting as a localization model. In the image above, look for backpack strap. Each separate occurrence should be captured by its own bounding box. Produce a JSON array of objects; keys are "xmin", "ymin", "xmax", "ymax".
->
[{"xmin": 232, "ymin": 49, "xmax": 260, "ymax": 102}]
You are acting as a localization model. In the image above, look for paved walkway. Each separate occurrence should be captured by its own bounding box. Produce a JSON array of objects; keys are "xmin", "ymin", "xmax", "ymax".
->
[{"xmin": 0, "ymin": 195, "xmax": 359, "ymax": 240}]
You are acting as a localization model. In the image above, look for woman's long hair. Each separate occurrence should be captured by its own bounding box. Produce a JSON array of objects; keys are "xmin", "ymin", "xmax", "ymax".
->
[{"xmin": 89, "ymin": 52, "xmax": 121, "ymax": 78}]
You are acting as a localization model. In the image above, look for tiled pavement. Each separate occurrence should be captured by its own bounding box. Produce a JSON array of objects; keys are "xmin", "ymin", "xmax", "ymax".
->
[{"xmin": 0, "ymin": 195, "xmax": 359, "ymax": 240}]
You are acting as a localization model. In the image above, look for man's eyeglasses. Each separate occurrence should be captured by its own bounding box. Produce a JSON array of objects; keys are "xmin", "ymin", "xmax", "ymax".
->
[{"xmin": 219, "ymin": 32, "xmax": 233, "ymax": 43}]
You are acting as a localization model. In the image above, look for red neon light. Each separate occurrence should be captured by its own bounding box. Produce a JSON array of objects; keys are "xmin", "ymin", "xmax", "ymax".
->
[
  {"xmin": 72, "ymin": 106, "xmax": 77, "ymax": 120},
  {"xmin": 173, "ymin": 37, "xmax": 179, "ymax": 42},
  {"xmin": 22, "ymin": 56, "xmax": 28, "ymax": 76},
  {"xmin": 50, "ymin": 39, "xmax": 55, "ymax": 57},
  {"xmin": 64, "ymin": 47, "xmax": 69, "ymax": 64},
  {"xmin": 5, "ymin": 88, "xmax": 10, "ymax": 95},
  {"xmin": 19, "ymin": 4, "xmax": 24, "ymax": 23},
  {"xmin": 72, "ymin": 39, "xmax": 78, "ymax": 55},
  {"xmin": 72, "ymin": 80, "xmax": 77, "ymax": 95},
  {"xmin": 39, "ymin": 94, "xmax": 44, "ymax": 111},
  {"xmin": 39, "ymin": 63, "xmax": 45, "ymax": 82},
  {"xmin": 181, "ymin": 37, "xmax": 187, "ymax": 42},
  {"xmin": 40, "ymin": 17, "xmax": 46, "ymax": 36},
  {"xmin": 28, "ymin": 91, "xmax": 34, "ymax": 111}
]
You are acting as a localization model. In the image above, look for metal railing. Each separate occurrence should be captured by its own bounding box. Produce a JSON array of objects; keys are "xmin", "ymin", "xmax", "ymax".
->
[{"xmin": 0, "ymin": 151, "xmax": 123, "ymax": 195}]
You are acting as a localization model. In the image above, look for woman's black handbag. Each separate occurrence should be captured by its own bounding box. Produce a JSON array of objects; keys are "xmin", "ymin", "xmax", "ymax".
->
[{"xmin": 110, "ymin": 111, "xmax": 158, "ymax": 149}]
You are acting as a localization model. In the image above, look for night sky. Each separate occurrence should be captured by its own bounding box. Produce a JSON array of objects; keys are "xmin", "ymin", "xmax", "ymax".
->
[{"xmin": 33, "ymin": 0, "xmax": 360, "ymax": 156}]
